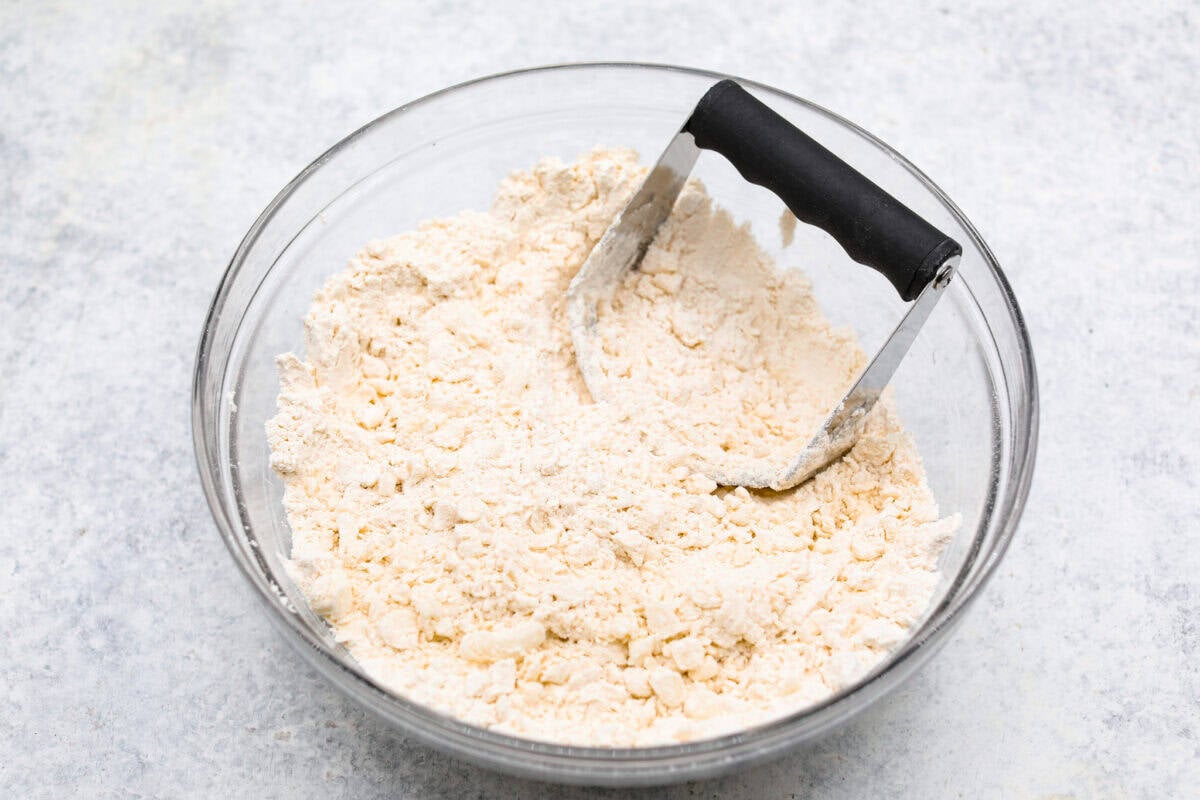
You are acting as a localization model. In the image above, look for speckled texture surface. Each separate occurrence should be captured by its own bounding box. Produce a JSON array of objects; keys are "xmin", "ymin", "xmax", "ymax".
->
[{"xmin": 3, "ymin": 1, "xmax": 1197, "ymax": 796}]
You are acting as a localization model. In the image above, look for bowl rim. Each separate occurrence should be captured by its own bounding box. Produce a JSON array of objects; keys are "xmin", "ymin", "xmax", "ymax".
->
[{"xmin": 192, "ymin": 61, "xmax": 1038, "ymax": 778}]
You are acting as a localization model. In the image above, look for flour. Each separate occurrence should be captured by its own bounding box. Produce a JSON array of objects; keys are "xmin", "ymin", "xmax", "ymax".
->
[{"xmin": 267, "ymin": 149, "xmax": 957, "ymax": 747}]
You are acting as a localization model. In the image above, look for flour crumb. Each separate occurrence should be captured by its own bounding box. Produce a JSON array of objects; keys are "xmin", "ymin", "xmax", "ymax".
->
[
  {"xmin": 267, "ymin": 148, "xmax": 956, "ymax": 747},
  {"xmin": 780, "ymin": 207, "xmax": 797, "ymax": 246}
]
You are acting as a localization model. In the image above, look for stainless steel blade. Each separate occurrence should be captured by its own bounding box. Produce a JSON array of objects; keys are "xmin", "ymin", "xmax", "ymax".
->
[
  {"xmin": 566, "ymin": 131, "xmax": 700, "ymax": 399},
  {"xmin": 715, "ymin": 257, "xmax": 958, "ymax": 491}
]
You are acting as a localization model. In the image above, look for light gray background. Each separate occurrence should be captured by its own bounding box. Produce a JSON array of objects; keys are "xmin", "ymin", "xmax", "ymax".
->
[{"xmin": 3, "ymin": 1, "xmax": 1197, "ymax": 797}]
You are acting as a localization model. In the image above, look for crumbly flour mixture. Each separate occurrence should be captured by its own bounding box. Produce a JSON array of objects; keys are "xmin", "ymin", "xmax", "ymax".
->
[{"xmin": 268, "ymin": 149, "xmax": 957, "ymax": 746}]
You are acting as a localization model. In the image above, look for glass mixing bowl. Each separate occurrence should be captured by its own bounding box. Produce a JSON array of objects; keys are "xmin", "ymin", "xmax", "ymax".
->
[{"xmin": 193, "ymin": 63, "xmax": 1037, "ymax": 786}]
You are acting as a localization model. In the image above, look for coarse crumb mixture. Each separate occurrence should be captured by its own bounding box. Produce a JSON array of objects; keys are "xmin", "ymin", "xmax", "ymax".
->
[{"xmin": 267, "ymin": 149, "xmax": 956, "ymax": 746}]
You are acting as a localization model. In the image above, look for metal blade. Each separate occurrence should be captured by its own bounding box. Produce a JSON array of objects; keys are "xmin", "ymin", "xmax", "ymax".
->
[
  {"xmin": 566, "ymin": 131, "xmax": 700, "ymax": 400},
  {"xmin": 734, "ymin": 257, "xmax": 959, "ymax": 491}
]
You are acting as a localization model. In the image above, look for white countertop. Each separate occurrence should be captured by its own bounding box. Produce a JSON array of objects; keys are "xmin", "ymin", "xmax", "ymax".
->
[{"xmin": 4, "ymin": 1, "xmax": 1197, "ymax": 796}]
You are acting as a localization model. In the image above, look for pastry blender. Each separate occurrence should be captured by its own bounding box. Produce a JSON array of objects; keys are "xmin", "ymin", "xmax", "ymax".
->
[{"xmin": 567, "ymin": 81, "xmax": 961, "ymax": 490}]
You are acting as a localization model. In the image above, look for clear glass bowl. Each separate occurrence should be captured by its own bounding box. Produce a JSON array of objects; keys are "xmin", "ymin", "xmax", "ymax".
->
[{"xmin": 192, "ymin": 63, "xmax": 1037, "ymax": 786}]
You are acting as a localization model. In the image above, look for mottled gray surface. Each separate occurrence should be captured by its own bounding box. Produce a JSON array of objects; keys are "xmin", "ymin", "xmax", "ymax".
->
[{"xmin": 3, "ymin": 1, "xmax": 1197, "ymax": 797}]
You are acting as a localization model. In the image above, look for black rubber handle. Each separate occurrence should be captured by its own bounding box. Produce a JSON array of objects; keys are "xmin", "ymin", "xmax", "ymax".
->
[{"xmin": 685, "ymin": 80, "xmax": 960, "ymax": 301}]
